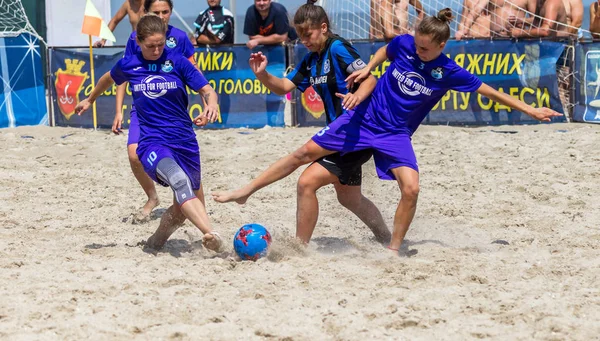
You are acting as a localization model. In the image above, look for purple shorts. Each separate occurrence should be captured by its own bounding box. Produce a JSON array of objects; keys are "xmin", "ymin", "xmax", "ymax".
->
[
  {"xmin": 127, "ymin": 109, "xmax": 140, "ymax": 146},
  {"xmin": 136, "ymin": 138, "xmax": 202, "ymax": 190},
  {"xmin": 311, "ymin": 111, "xmax": 418, "ymax": 180}
]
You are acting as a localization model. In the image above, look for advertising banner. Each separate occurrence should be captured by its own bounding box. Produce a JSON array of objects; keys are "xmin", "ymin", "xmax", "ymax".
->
[
  {"xmin": 294, "ymin": 39, "xmax": 566, "ymax": 127},
  {"xmin": 50, "ymin": 44, "xmax": 286, "ymax": 129},
  {"xmin": 573, "ymin": 43, "xmax": 600, "ymax": 123},
  {"xmin": 0, "ymin": 34, "xmax": 47, "ymax": 128}
]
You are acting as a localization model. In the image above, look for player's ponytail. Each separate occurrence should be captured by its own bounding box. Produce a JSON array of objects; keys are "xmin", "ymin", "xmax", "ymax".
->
[
  {"xmin": 136, "ymin": 13, "xmax": 168, "ymax": 42},
  {"xmin": 417, "ymin": 8, "xmax": 453, "ymax": 44},
  {"xmin": 294, "ymin": 0, "xmax": 331, "ymax": 35},
  {"xmin": 436, "ymin": 8, "xmax": 453, "ymax": 24}
]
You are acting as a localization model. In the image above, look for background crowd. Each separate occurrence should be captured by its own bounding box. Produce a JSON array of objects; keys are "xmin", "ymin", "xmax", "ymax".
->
[{"xmin": 103, "ymin": 0, "xmax": 599, "ymax": 48}]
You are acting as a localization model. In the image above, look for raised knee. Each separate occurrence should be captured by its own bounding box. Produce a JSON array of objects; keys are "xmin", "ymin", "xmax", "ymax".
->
[{"xmin": 400, "ymin": 183, "xmax": 419, "ymax": 201}]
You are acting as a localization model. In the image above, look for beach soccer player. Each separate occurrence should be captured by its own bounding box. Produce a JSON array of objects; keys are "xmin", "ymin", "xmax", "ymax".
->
[
  {"xmin": 76, "ymin": 14, "xmax": 222, "ymax": 252},
  {"xmin": 217, "ymin": 0, "xmax": 391, "ymax": 245},
  {"xmin": 112, "ymin": 0, "xmax": 201, "ymax": 224},
  {"xmin": 212, "ymin": 8, "xmax": 562, "ymax": 254}
]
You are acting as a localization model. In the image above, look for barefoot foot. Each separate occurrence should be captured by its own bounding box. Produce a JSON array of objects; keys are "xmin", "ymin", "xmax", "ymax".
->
[
  {"xmin": 211, "ymin": 189, "xmax": 249, "ymax": 204},
  {"xmin": 132, "ymin": 197, "xmax": 160, "ymax": 224},
  {"xmin": 202, "ymin": 232, "xmax": 223, "ymax": 252},
  {"xmin": 142, "ymin": 196, "xmax": 160, "ymax": 214},
  {"xmin": 145, "ymin": 233, "xmax": 166, "ymax": 251}
]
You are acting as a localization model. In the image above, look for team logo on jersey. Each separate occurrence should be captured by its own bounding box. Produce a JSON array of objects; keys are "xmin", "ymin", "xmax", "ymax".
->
[
  {"xmin": 301, "ymin": 86, "xmax": 325, "ymax": 119},
  {"xmin": 431, "ymin": 67, "xmax": 444, "ymax": 80},
  {"xmin": 166, "ymin": 37, "xmax": 177, "ymax": 48},
  {"xmin": 392, "ymin": 69, "xmax": 432, "ymax": 97},
  {"xmin": 161, "ymin": 60, "xmax": 174, "ymax": 73},
  {"xmin": 323, "ymin": 59, "xmax": 330, "ymax": 74},
  {"xmin": 54, "ymin": 59, "xmax": 89, "ymax": 120},
  {"xmin": 133, "ymin": 75, "xmax": 177, "ymax": 99}
]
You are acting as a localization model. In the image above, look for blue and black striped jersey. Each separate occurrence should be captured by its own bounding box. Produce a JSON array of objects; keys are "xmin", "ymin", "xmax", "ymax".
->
[{"xmin": 287, "ymin": 35, "xmax": 367, "ymax": 124}]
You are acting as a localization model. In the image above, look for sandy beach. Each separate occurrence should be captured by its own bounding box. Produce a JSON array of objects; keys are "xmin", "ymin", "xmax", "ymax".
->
[{"xmin": 1, "ymin": 123, "xmax": 599, "ymax": 340}]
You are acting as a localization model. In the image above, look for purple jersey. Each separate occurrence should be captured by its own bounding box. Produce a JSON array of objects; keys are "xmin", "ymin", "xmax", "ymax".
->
[
  {"xmin": 364, "ymin": 34, "xmax": 482, "ymax": 135},
  {"xmin": 110, "ymin": 52, "xmax": 208, "ymax": 143},
  {"xmin": 124, "ymin": 25, "xmax": 195, "ymax": 59}
]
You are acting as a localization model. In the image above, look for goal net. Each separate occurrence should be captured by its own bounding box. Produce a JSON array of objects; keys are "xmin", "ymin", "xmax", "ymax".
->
[
  {"xmin": 320, "ymin": 0, "xmax": 585, "ymax": 41},
  {"xmin": 0, "ymin": 0, "xmax": 42, "ymax": 40},
  {"xmin": 318, "ymin": 0, "xmax": 589, "ymax": 118}
]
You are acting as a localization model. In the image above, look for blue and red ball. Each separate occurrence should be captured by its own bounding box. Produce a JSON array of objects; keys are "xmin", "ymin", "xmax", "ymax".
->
[{"xmin": 233, "ymin": 224, "xmax": 272, "ymax": 261}]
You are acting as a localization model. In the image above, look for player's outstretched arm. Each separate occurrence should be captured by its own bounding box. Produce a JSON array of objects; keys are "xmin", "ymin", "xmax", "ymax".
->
[
  {"xmin": 250, "ymin": 52, "xmax": 296, "ymax": 95},
  {"xmin": 346, "ymin": 44, "xmax": 388, "ymax": 89},
  {"xmin": 476, "ymin": 83, "xmax": 563, "ymax": 121},
  {"xmin": 75, "ymin": 72, "xmax": 116, "ymax": 116}
]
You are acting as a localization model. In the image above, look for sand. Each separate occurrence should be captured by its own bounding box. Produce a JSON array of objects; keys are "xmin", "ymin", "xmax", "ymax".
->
[{"xmin": 0, "ymin": 123, "xmax": 599, "ymax": 340}]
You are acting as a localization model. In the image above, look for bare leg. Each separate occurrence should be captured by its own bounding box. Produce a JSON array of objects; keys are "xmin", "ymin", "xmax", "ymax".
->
[
  {"xmin": 388, "ymin": 166, "xmax": 420, "ymax": 251},
  {"xmin": 196, "ymin": 182, "xmax": 206, "ymax": 206},
  {"xmin": 296, "ymin": 163, "xmax": 390, "ymax": 244},
  {"xmin": 295, "ymin": 163, "xmax": 337, "ymax": 243},
  {"xmin": 146, "ymin": 188, "xmax": 221, "ymax": 251},
  {"xmin": 128, "ymin": 143, "xmax": 159, "ymax": 221},
  {"xmin": 212, "ymin": 140, "xmax": 333, "ymax": 204},
  {"xmin": 334, "ymin": 182, "xmax": 391, "ymax": 245},
  {"xmin": 146, "ymin": 197, "xmax": 186, "ymax": 250}
]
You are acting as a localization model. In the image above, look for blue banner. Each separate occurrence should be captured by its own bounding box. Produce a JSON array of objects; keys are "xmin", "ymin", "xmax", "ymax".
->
[
  {"xmin": 294, "ymin": 40, "xmax": 566, "ymax": 127},
  {"xmin": 0, "ymin": 34, "xmax": 47, "ymax": 128},
  {"xmin": 573, "ymin": 42, "xmax": 600, "ymax": 123},
  {"xmin": 50, "ymin": 45, "xmax": 286, "ymax": 129}
]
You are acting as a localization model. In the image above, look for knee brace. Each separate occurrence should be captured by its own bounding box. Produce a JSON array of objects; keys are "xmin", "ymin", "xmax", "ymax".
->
[{"xmin": 156, "ymin": 158, "xmax": 196, "ymax": 205}]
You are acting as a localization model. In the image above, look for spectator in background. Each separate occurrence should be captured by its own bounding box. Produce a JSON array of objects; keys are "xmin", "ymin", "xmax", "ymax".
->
[
  {"xmin": 244, "ymin": 0, "xmax": 297, "ymax": 49},
  {"xmin": 489, "ymin": 0, "xmax": 536, "ymax": 38},
  {"xmin": 455, "ymin": 0, "xmax": 491, "ymax": 39},
  {"xmin": 509, "ymin": 0, "xmax": 582, "ymax": 119},
  {"xmin": 370, "ymin": 0, "xmax": 424, "ymax": 41},
  {"xmin": 192, "ymin": 0, "xmax": 235, "ymax": 45},
  {"xmin": 94, "ymin": 0, "xmax": 145, "ymax": 47},
  {"xmin": 393, "ymin": 0, "xmax": 425, "ymax": 36},
  {"xmin": 563, "ymin": 0, "xmax": 584, "ymax": 36},
  {"xmin": 506, "ymin": 0, "xmax": 580, "ymax": 38},
  {"xmin": 370, "ymin": 0, "xmax": 386, "ymax": 40},
  {"xmin": 591, "ymin": 1, "xmax": 600, "ymax": 38},
  {"xmin": 509, "ymin": 0, "xmax": 581, "ymax": 38}
]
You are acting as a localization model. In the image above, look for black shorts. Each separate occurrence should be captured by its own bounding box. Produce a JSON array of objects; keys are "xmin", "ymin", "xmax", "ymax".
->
[{"xmin": 315, "ymin": 149, "xmax": 373, "ymax": 186}]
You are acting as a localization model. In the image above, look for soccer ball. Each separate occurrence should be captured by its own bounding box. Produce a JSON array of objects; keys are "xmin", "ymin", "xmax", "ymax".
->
[{"xmin": 233, "ymin": 224, "xmax": 272, "ymax": 261}]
